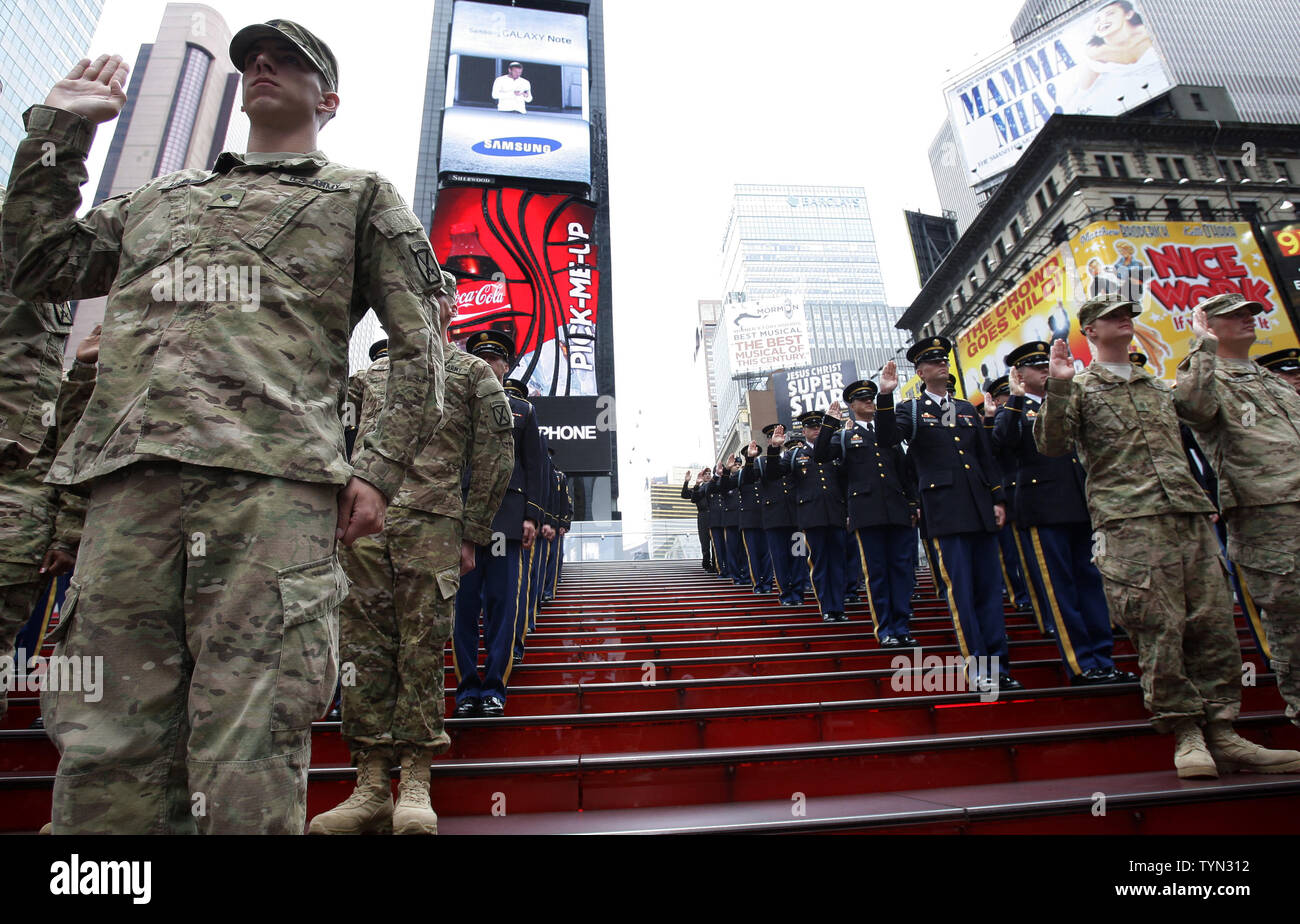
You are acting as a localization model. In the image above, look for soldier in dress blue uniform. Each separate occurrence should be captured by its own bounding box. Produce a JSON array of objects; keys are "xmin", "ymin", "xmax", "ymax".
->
[
  {"xmin": 817, "ymin": 381, "xmax": 919, "ymax": 645},
  {"xmin": 877, "ymin": 339, "xmax": 1021, "ymax": 690},
  {"xmin": 453, "ymin": 333, "xmax": 545, "ymax": 717},
  {"xmin": 739, "ymin": 438, "xmax": 774, "ymax": 593},
  {"xmin": 993, "ymin": 342, "xmax": 1133, "ymax": 685},
  {"xmin": 757, "ymin": 422, "xmax": 807, "ymax": 605},
  {"xmin": 704, "ymin": 467, "xmax": 729, "ymax": 580},
  {"xmin": 769, "ymin": 412, "xmax": 848, "ymax": 622},
  {"xmin": 1257, "ymin": 348, "xmax": 1300, "ymax": 395},
  {"xmin": 718, "ymin": 455, "xmax": 750, "ymax": 586},
  {"xmin": 683, "ymin": 468, "xmax": 715, "ymax": 572},
  {"xmin": 982, "ymin": 375, "xmax": 1036, "ymax": 619}
]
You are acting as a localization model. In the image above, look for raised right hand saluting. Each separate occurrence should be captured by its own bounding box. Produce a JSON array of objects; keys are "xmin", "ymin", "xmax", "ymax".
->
[
  {"xmin": 879, "ymin": 360, "xmax": 898, "ymax": 394},
  {"xmin": 46, "ymin": 55, "xmax": 130, "ymax": 124},
  {"xmin": 1049, "ymin": 338, "xmax": 1076, "ymax": 381},
  {"xmin": 769, "ymin": 425, "xmax": 786, "ymax": 449}
]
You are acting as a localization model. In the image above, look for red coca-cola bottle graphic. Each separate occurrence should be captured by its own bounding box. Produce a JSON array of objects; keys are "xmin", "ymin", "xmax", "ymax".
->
[{"xmin": 445, "ymin": 222, "xmax": 514, "ymax": 338}]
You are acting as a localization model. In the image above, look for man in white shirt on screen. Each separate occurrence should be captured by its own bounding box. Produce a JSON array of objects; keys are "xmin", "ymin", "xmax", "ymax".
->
[{"xmin": 492, "ymin": 61, "xmax": 532, "ymax": 113}]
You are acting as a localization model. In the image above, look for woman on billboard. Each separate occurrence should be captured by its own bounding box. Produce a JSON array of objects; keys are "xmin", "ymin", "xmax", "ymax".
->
[{"xmin": 1074, "ymin": 0, "xmax": 1164, "ymax": 111}]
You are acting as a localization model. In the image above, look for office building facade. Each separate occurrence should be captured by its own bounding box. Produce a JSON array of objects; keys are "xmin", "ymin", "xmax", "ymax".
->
[{"xmin": 0, "ymin": 0, "xmax": 103, "ymax": 187}]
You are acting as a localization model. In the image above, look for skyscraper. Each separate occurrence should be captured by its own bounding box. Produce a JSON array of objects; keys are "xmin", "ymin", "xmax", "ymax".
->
[
  {"xmin": 0, "ymin": 0, "xmax": 104, "ymax": 187},
  {"xmin": 65, "ymin": 2, "xmax": 243, "ymax": 355},
  {"xmin": 711, "ymin": 184, "xmax": 907, "ymax": 452},
  {"xmin": 408, "ymin": 0, "xmax": 616, "ymax": 522}
]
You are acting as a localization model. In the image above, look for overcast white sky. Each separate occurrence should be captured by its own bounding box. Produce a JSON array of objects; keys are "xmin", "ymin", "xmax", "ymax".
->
[{"xmin": 76, "ymin": 0, "xmax": 1029, "ymax": 528}]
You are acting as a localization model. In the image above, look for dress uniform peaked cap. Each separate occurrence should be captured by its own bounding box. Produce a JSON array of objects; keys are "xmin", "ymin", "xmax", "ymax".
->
[
  {"xmin": 798, "ymin": 411, "xmax": 824, "ymax": 428},
  {"xmin": 1129, "ymin": 351, "xmax": 1148, "ymax": 367},
  {"xmin": 1258, "ymin": 348, "xmax": 1300, "ymax": 373},
  {"xmin": 368, "ymin": 339, "xmax": 388, "ymax": 361},
  {"xmin": 467, "ymin": 329, "xmax": 514, "ymax": 362},
  {"xmin": 1005, "ymin": 341, "xmax": 1050, "ymax": 367},
  {"xmin": 906, "ymin": 336, "xmax": 952, "ymax": 365},
  {"xmin": 761, "ymin": 423, "xmax": 780, "ymax": 437},
  {"xmin": 230, "ymin": 19, "xmax": 339, "ymax": 91},
  {"xmin": 988, "ymin": 374, "xmax": 1010, "ymax": 398},
  {"xmin": 503, "ymin": 378, "xmax": 529, "ymax": 399},
  {"xmin": 843, "ymin": 380, "xmax": 878, "ymax": 403}
]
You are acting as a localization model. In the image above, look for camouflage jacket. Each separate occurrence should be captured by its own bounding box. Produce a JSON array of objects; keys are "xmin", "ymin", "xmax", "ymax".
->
[
  {"xmin": 1034, "ymin": 362, "xmax": 1213, "ymax": 527},
  {"xmin": 0, "ymin": 106, "xmax": 443, "ymax": 500},
  {"xmin": 361, "ymin": 347, "xmax": 514, "ymax": 545},
  {"xmin": 0, "ymin": 361, "xmax": 96, "ymax": 569},
  {"xmin": 0, "ymin": 186, "xmax": 74, "ymax": 465},
  {"xmin": 1174, "ymin": 336, "xmax": 1300, "ymax": 512}
]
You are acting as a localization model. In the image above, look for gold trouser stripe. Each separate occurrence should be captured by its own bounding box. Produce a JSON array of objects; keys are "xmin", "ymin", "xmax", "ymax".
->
[
  {"xmin": 854, "ymin": 531, "xmax": 881, "ymax": 638},
  {"xmin": 1029, "ymin": 526, "xmax": 1083, "ymax": 676},
  {"xmin": 805, "ymin": 541, "xmax": 822, "ymax": 610},
  {"xmin": 503, "ymin": 544, "xmax": 530, "ymax": 684},
  {"xmin": 1011, "ymin": 527, "xmax": 1048, "ymax": 633},
  {"xmin": 1235, "ymin": 570, "xmax": 1274, "ymax": 661},
  {"xmin": 933, "ymin": 539, "xmax": 970, "ymax": 659},
  {"xmin": 769, "ymin": 533, "xmax": 784, "ymax": 595},
  {"xmin": 741, "ymin": 531, "xmax": 755, "ymax": 586},
  {"xmin": 33, "ymin": 578, "xmax": 58, "ymax": 656},
  {"xmin": 924, "ymin": 538, "xmax": 943, "ymax": 593}
]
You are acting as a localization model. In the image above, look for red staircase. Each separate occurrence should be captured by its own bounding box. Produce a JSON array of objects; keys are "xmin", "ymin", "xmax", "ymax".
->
[{"xmin": 3, "ymin": 559, "xmax": 1297, "ymax": 834}]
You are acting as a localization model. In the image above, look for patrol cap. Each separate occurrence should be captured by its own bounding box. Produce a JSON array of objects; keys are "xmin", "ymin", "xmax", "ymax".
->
[
  {"xmin": 1078, "ymin": 296, "xmax": 1140, "ymax": 327},
  {"xmin": 368, "ymin": 338, "xmax": 388, "ymax": 361},
  {"xmin": 987, "ymin": 374, "xmax": 1010, "ymax": 398},
  {"xmin": 440, "ymin": 270, "xmax": 457, "ymax": 297},
  {"xmin": 466, "ymin": 329, "xmax": 514, "ymax": 362},
  {"xmin": 906, "ymin": 336, "xmax": 952, "ymax": 366},
  {"xmin": 230, "ymin": 20, "xmax": 339, "ymax": 91},
  {"xmin": 1257, "ymin": 348, "xmax": 1300, "ymax": 373},
  {"xmin": 1128, "ymin": 351, "xmax": 1148, "ymax": 367},
  {"xmin": 1005, "ymin": 341, "xmax": 1050, "ymax": 368},
  {"xmin": 1197, "ymin": 292, "xmax": 1265, "ymax": 318},
  {"xmin": 843, "ymin": 380, "xmax": 878, "ymax": 403},
  {"xmin": 503, "ymin": 378, "xmax": 529, "ymax": 399},
  {"xmin": 798, "ymin": 411, "xmax": 824, "ymax": 428}
]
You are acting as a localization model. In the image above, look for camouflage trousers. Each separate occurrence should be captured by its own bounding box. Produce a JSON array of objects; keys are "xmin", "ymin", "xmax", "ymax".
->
[
  {"xmin": 338, "ymin": 506, "xmax": 460, "ymax": 762},
  {"xmin": 1226, "ymin": 503, "xmax": 1300, "ymax": 727},
  {"xmin": 1093, "ymin": 513, "xmax": 1241, "ymax": 732},
  {"xmin": 0, "ymin": 563, "xmax": 42, "ymax": 723},
  {"xmin": 42, "ymin": 462, "xmax": 344, "ymax": 834}
]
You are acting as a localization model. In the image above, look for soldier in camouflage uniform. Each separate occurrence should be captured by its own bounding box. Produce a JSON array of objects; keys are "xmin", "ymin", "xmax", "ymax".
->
[
  {"xmin": 1035, "ymin": 296, "xmax": 1300, "ymax": 777},
  {"xmin": 1175, "ymin": 293, "xmax": 1300, "ymax": 732},
  {"xmin": 309, "ymin": 272, "xmax": 511, "ymax": 835},
  {"xmin": 0, "ymin": 238, "xmax": 94, "ymax": 722},
  {"xmin": 0, "ymin": 21, "xmax": 443, "ymax": 833}
]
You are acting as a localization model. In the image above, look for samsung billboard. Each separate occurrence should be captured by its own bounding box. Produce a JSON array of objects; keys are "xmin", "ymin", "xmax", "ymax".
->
[{"xmin": 440, "ymin": 0, "xmax": 592, "ymax": 186}]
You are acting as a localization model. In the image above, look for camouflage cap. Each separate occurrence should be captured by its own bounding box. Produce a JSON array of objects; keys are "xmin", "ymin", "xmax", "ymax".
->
[
  {"xmin": 1078, "ymin": 296, "xmax": 1140, "ymax": 327},
  {"xmin": 439, "ymin": 270, "xmax": 458, "ymax": 297},
  {"xmin": 1198, "ymin": 292, "xmax": 1264, "ymax": 317},
  {"xmin": 230, "ymin": 20, "xmax": 338, "ymax": 91}
]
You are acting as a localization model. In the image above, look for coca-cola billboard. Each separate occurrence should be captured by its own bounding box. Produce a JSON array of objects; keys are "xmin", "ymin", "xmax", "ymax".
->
[{"xmin": 433, "ymin": 186, "xmax": 599, "ymax": 398}]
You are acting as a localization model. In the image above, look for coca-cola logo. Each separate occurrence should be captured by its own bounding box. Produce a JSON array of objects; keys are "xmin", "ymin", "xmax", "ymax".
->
[{"xmin": 455, "ymin": 281, "xmax": 507, "ymax": 309}]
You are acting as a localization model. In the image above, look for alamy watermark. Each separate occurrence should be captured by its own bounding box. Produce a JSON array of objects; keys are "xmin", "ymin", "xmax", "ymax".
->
[
  {"xmin": 0, "ymin": 648, "xmax": 103, "ymax": 702},
  {"xmin": 889, "ymin": 648, "xmax": 1002, "ymax": 702},
  {"xmin": 151, "ymin": 258, "xmax": 261, "ymax": 311}
]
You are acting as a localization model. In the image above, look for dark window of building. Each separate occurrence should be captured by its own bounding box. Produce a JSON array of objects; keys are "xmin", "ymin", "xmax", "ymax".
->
[
  {"xmin": 1094, "ymin": 155, "xmax": 1111, "ymax": 177},
  {"xmin": 1111, "ymin": 155, "xmax": 1129, "ymax": 178},
  {"xmin": 1218, "ymin": 158, "xmax": 1234, "ymax": 181},
  {"xmin": 1276, "ymin": 160, "xmax": 1293, "ymax": 183},
  {"xmin": 981, "ymin": 256, "xmax": 992, "ymax": 276},
  {"xmin": 1196, "ymin": 198, "xmax": 1215, "ymax": 221},
  {"xmin": 1010, "ymin": 219, "xmax": 1022, "ymax": 242},
  {"xmin": 1191, "ymin": 92, "xmax": 1207, "ymax": 111},
  {"xmin": 1112, "ymin": 196, "xmax": 1137, "ymax": 220},
  {"xmin": 995, "ymin": 238, "xmax": 1006, "ymax": 259},
  {"xmin": 1035, "ymin": 189, "xmax": 1048, "ymax": 213},
  {"xmin": 1046, "ymin": 177, "xmax": 1059, "ymax": 200},
  {"xmin": 1156, "ymin": 156, "xmax": 1173, "ymax": 180},
  {"xmin": 1174, "ymin": 158, "xmax": 1191, "ymax": 179},
  {"xmin": 1165, "ymin": 197, "xmax": 1184, "ymax": 220},
  {"xmin": 1239, "ymin": 200, "xmax": 1259, "ymax": 221}
]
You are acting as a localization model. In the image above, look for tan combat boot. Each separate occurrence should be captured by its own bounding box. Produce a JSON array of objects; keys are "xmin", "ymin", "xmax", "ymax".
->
[
  {"xmin": 1172, "ymin": 720, "xmax": 1218, "ymax": 779},
  {"xmin": 393, "ymin": 748, "xmax": 439, "ymax": 835},
  {"xmin": 1205, "ymin": 721, "xmax": 1300, "ymax": 774},
  {"xmin": 307, "ymin": 748, "xmax": 393, "ymax": 834}
]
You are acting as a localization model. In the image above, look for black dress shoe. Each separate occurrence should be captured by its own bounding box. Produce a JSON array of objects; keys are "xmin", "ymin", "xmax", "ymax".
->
[
  {"xmin": 833, "ymin": 612, "xmax": 848, "ymax": 622},
  {"xmin": 480, "ymin": 697, "xmax": 505, "ymax": 717},
  {"xmin": 30, "ymin": 715, "xmax": 44, "ymax": 730},
  {"xmin": 822, "ymin": 612, "xmax": 836, "ymax": 623},
  {"xmin": 879, "ymin": 636, "xmax": 902, "ymax": 648},
  {"xmin": 454, "ymin": 699, "xmax": 482, "ymax": 718},
  {"xmin": 325, "ymin": 704, "xmax": 341, "ymax": 722},
  {"xmin": 512, "ymin": 650, "xmax": 525, "ymax": 665},
  {"xmin": 899, "ymin": 635, "xmax": 918, "ymax": 646},
  {"xmin": 998, "ymin": 675, "xmax": 1024, "ymax": 691},
  {"xmin": 1102, "ymin": 667, "xmax": 1138, "ymax": 683}
]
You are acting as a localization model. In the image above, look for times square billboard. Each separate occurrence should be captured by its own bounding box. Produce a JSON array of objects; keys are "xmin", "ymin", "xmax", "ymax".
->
[
  {"xmin": 944, "ymin": 0, "xmax": 1174, "ymax": 184},
  {"xmin": 440, "ymin": 0, "xmax": 592, "ymax": 186}
]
